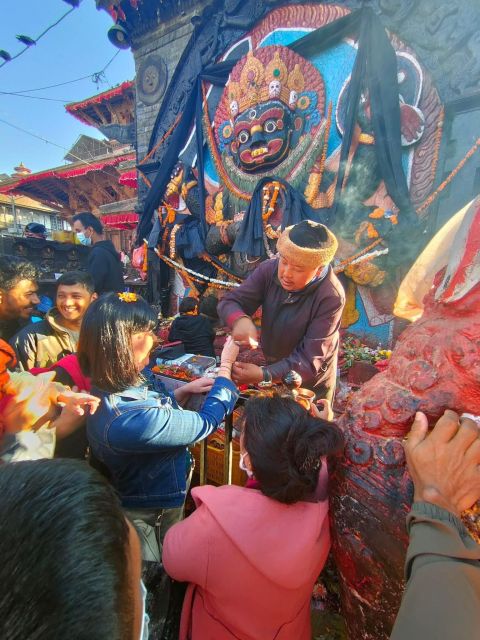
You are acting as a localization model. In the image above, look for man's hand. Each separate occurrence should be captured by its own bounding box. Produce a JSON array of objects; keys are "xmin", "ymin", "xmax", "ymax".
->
[
  {"xmin": 404, "ymin": 410, "xmax": 480, "ymax": 516},
  {"xmin": 232, "ymin": 362, "xmax": 263, "ymax": 385},
  {"xmin": 231, "ymin": 317, "xmax": 259, "ymax": 349},
  {"xmin": 311, "ymin": 399, "xmax": 334, "ymax": 421}
]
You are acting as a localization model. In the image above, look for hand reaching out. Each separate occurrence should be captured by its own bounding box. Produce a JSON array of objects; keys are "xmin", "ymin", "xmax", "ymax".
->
[
  {"xmin": 404, "ymin": 410, "xmax": 480, "ymax": 515},
  {"xmin": 311, "ymin": 399, "xmax": 334, "ymax": 421},
  {"xmin": 56, "ymin": 389, "xmax": 100, "ymax": 416},
  {"xmin": 221, "ymin": 335, "xmax": 239, "ymax": 366},
  {"xmin": 183, "ymin": 377, "xmax": 215, "ymax": 395}
]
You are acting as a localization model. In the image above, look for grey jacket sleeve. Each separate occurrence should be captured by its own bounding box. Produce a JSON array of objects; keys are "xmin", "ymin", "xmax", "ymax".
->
[{"xmin": 390, "ymin": 502, "xmax": 480, "ymax": 640}]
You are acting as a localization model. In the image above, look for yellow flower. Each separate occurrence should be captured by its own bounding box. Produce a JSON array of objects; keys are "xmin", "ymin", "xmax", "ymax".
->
[{"xmin": 118, "ymin": 292, "xmax": 138, "ymax": 303}]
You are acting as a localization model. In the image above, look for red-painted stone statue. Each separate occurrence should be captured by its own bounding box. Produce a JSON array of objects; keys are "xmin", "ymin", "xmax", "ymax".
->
[{"xmin": 331, "ymin": 196, "xmax": 480, "ymax": 639}]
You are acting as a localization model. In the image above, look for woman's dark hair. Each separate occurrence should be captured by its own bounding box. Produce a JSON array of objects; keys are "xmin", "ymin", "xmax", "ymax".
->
[
  {"xmin": 243, "ymin": 395, "xmax": 344, "ymax": 504},
  {"xmin": 78, "ymin": 292, "xmax": 156, "ymax": 392},
  {"xmin": 0, "ymin": 459, "xmax": 131, "ymax": 640},
  {"xmin": 179, "ymin": 296, "xmax": 198, "ymax": 314}
]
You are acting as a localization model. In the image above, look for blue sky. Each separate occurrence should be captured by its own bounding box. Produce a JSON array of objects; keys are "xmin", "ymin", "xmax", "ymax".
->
[{"xmin": 0, "ymin": 0, "xmax": 135, "ymax": 175}]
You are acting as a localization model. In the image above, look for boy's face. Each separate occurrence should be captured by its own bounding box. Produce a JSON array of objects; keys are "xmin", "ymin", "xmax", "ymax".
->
[{"xmin": 56, "ymin": 284, "xmax": 97, "ymax": 324}]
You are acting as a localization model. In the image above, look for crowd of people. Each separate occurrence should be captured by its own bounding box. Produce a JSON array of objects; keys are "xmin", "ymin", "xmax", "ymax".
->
[{"xmin": 0, "ymin": 216, "xmax": 479, "ymax": 640}]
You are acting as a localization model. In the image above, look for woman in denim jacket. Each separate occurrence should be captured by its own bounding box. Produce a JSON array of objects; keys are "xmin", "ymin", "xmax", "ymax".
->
[{"xmin": 77, "ymin": 293, "xmax": 239, "ymax": 546}]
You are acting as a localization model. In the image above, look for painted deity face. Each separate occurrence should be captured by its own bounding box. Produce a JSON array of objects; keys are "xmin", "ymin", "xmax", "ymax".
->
[{"xmin": 230, "ymin": 100, "xmax": 302, "ymax": 173}]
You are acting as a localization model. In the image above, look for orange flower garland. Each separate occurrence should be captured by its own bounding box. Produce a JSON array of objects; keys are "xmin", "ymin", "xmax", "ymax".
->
[
  {"xmin": 200, "ymin": 252, "xmax": 243, "ymax": 283},
  {"xmin": 416, "ymin": 136, "xmax": 480, "ymax": 215}
]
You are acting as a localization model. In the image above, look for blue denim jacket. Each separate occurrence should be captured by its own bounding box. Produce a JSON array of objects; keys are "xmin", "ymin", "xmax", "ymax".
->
[{"xmin": 87, "ymin": 376, "xmax": 238, "ymax": 509}]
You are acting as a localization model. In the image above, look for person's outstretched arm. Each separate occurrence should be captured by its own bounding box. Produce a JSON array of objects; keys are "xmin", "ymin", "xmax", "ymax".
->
[{"xmin": 391, "ymin": 411, "xmax": 480, "ymax": 640}]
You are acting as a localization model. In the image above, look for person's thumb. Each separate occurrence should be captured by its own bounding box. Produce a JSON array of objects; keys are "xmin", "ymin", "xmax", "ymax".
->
[{"xmin": 405, "ymin": 411, "xmax": 428, "ymax": 449}]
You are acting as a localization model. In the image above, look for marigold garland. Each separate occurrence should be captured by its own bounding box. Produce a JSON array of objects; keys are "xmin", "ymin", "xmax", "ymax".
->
[
  {"xmin": 416, "ymin": 136, "xmax": 480, "ymax": 215},
  {"xmin": 429, "ymin": 107, "xmax": 444, "ymax": 187},
  {"xmin": 304, "ymin": 101, "xmax": 332, "ymax": 205},
  {"xmin": 139, "ymin": 113, "xmax": 182, "ymax": 166},
  {"xmin": 200, "ymin": 252, "xmax": 243, "ymax": 282}
]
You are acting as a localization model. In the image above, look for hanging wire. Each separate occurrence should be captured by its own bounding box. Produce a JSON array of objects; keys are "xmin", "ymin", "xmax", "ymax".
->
[
  {"xmin": 0, "ymin": 92, "xmax": 74, "ymax": 102},
  {"xmin": 0, "ymin": 3, "xmax": 81, "ymax": 70},
  {"xmin": 1, "ymin": 51, "xmax": 120, "ymax": 95}
]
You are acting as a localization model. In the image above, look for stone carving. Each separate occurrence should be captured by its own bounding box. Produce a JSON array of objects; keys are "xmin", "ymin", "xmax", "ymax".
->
[
  {"xmin": 150, "ymin": 4, "xmax": 443, "ymax": 335},
  {"xmin": 330, "ymin": 196, "xmax": 480, "ymax": 639},
  {"xmin": 137, "ymin": 54, "xmax": 168, "ymax": 106}
]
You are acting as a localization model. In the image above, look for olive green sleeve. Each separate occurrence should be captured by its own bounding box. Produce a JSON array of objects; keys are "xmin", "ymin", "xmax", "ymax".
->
[{"xmin": 390, "ymin": 502, "xmax": 480, "ymax": 640}]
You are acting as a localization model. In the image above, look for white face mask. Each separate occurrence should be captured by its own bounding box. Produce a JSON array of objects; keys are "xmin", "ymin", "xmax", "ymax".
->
[
  {"xmin": 139, "ymin": 580, "xmax": 149, "ymax": 640},
  {"xmin": 76, "ymin": 231, "xmax": 92, "ymax": 246},
  {"xmin": 239, "ymin": 452, "xmax": 254, "ymax": 478}
]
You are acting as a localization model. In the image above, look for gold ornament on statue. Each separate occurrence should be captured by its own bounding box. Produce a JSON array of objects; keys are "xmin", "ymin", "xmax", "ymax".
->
[
  {"xmin": 344, "ymin": 261, "xmax": 386, "ymax": 287},
  {"xmin": 228, "ymin": 49, "xmax": 307, "ymax": 117}
]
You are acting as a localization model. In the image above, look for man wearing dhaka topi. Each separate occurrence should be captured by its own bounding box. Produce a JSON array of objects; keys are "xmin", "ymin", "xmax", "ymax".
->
[{"xmin": 218, "ymin": 220, "xmax": 345, "ymax": 401}]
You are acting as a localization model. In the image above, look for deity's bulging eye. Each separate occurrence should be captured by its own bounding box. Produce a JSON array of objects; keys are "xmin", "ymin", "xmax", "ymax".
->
[
  {"xmin": 238, "ymin": 130, "xmax": 250, "ymax": 144},
  {"xmin": 229, "ymin": 100, "xmax": 301, "ymax": 173},
  {"xmin": 264, "ymin": 119, "xmax": 277, "ymax": 134}
]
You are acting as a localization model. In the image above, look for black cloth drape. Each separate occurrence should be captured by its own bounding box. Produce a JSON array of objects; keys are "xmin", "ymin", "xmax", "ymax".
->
[
  {"xmin": 232, "ymin": 177, "xmax": 326, "ymax": 257},
  {"xmin": 139, "ymin": 7, "xmax": 413, "ymax": 247}
]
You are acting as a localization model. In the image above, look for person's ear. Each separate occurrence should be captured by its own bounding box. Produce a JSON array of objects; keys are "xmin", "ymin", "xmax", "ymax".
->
[
  {"xmin": 91, "ymin": 292, "xmax": 98, "ymax": 301},
  {"xmin": 242, "ymin": 450, "xmax": 253, "ymax": 473}
]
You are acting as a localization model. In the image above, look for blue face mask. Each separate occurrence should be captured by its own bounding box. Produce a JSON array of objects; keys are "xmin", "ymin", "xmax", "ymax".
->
[
  {"xmin": 76, "ymin": 231, "xmax": 92, "ymax": 246},
  {"xmin": 139, "ymin": 580, "xmax": 149, "ymax": 640}
]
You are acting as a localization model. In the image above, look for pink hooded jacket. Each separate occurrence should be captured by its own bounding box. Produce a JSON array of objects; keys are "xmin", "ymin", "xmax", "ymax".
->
[{"xmin": 162, "ymin": 483, "xmax": 330, "ymax": 640}]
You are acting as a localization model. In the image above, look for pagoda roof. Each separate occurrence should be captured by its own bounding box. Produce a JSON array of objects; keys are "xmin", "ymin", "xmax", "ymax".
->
[
  {"xmin": 0, "ymin": 151, "xmax": 136, "ymax": 216},
  {"xmin": 65, "ymin": 81, "xmax": 135, "ymax": 127}
]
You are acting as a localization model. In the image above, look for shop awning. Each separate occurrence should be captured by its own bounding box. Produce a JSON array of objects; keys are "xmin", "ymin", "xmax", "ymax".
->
[
  {"xmin": 102, "ymin": 212, "xmax": 139, "ymax": 229},
  {"xmin": 119, "ymin": 169, "xmax": 137, "ymax": 188}
]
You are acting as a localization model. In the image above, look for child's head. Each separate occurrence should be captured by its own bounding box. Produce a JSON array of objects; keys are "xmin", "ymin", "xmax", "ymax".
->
[
  {"xmin": 199, "ymin": 295, "xmax": 219, "ymax": 320},
  {"xmin": 179, "ymin": 296, "xmax": 198, "ymax": 315},
  {"xmin": 78, "ymin": 292, "xmax": 157, "ymax": 392}
]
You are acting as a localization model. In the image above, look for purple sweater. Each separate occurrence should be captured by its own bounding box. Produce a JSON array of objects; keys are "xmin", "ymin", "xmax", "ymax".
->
[{"xmin": 218, "ymin": 258, "xmax": 345, "ymax": 390}]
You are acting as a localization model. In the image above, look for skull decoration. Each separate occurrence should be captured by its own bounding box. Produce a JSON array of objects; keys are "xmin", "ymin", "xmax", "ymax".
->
[
  {"xmin": 230, "ymin": 100, "xmax": 239, "ymax": 117},
  {"xmin": 289, "ymin": 89, "xmax": 298, "ymax": 109},
  {"xmin": 269, "ymin": 79, "xmax": 281, "ymax": 99}
]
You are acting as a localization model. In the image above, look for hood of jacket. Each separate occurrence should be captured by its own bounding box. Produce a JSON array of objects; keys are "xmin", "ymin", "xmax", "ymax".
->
[
  {"xmin": 191, "ymin": 484, "xmax": 329, "ymax": 590},
  {"xmin": 93, "ymin": 240, "xmax": 121, "ymax": 262}
]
